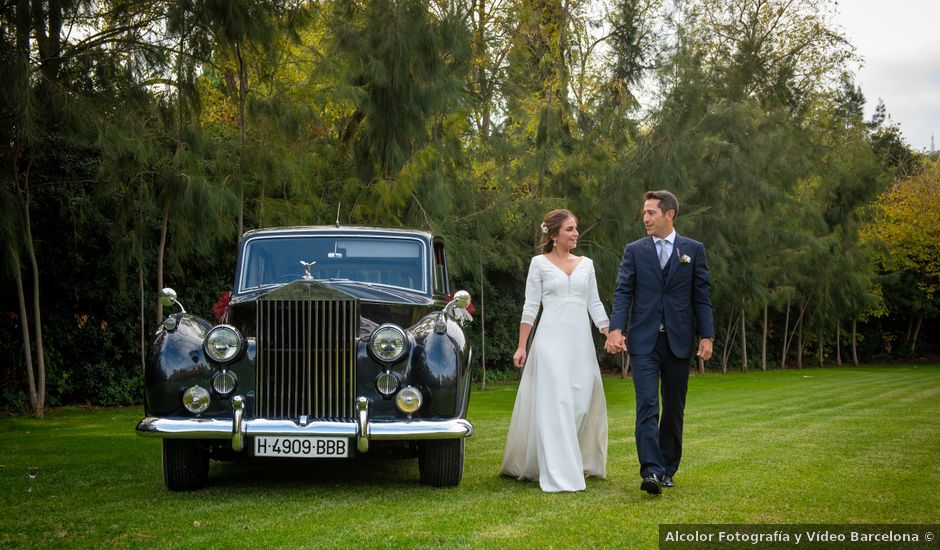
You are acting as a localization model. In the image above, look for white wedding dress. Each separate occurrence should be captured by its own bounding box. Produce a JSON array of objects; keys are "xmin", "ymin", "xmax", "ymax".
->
[{"xmin": 500, "ymin": 255, "xmax": 609, "ymax": 492}]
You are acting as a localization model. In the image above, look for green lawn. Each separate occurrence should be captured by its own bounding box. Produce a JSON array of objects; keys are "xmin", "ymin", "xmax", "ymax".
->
[{"xmin": 2, "ymin": 366, "xmax": 938, "ymax": 548}]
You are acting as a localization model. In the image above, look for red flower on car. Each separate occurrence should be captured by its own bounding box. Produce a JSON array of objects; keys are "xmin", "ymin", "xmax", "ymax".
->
[{"xmin": 213, "ymin": 291, "xmax": 232, "ymax": 323}]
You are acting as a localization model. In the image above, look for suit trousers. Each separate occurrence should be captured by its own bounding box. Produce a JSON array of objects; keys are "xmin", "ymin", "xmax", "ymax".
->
[{"xmin": 630, "ymin": 331, "xmax": 690, "ymax": 478}]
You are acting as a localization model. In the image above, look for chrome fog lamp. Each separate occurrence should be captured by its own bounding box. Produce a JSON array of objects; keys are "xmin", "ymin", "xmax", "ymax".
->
[
  {"xmin": 212, "ymin": 370, "xmax": 238, "ymax": 397},
  {"xmin": 395, "ymin": 386, "xmax": 423, "ymax": 414},
  {"xmin": 183, "ymin": 385, "xmax": 210, "ymax": 414},
  {"xmin": 204, "ymin": 325, "xmax": 244, "ymax": 363},
  {"xmin": 370, "ymin": 324, "xmax": 407, "ymax": 363},
  {"xmin": 375, "ymin": 371, "xmax": 400, "ymax": 397}
]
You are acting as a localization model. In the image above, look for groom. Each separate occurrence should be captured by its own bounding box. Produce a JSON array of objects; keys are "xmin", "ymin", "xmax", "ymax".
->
[{"xmin": 605, "ymin": 190, "xmax": 714, "ymax": 495}]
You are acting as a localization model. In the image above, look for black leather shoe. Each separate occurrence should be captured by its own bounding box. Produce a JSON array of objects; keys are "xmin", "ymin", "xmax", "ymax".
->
[
  {"xmin": 640, "ymin": 474, "xmax": 662, "ymax": 495},
  {"xmin": 662, "ymin": 475, "xmax": 674, "ymax": 488}
]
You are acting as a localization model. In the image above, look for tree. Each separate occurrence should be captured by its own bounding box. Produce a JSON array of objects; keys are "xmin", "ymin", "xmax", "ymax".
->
[
  {"xmin": 868, "ymin": 100, "xmax": 921, "ymax": 180},
  {"xmin": 328, "ymin": 0, "xmax": 471, "ymax": 184},
  {"xmin": 863, "ymin": 159, "xmax": 940, "ymax": 352},
  {"xmin": 682, "ymin": 0, "xmax": 854, "ymax": 112}
]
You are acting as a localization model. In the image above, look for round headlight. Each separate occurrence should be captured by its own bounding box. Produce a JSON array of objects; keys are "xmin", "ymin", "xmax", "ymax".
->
[
  {"xmin": 395, "ymin": 386, "xmax": 423, "ymax": 414},
  {"xmin": 183, "ymin": 385, "xmax": 210, "ymax": 414},
  {"xmin": 204, "ymin": 325, "xmax": 244, "ymax": 363},
  {"xmin": 375, "ymin": 371, "xmax": 400, "ymax": 397},
  {"xmin": 370, "ymin": 324, "xmax": 407, "ymax": 363},
  {"xmin": 212, "ymin": 370, "xmax": 238, "ymax": 396}
]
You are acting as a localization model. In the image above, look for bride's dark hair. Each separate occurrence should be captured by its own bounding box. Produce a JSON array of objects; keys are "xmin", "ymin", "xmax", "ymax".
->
[{"xmin": 538, "ymin": 209, "xmax": 575, "ymax": 254}]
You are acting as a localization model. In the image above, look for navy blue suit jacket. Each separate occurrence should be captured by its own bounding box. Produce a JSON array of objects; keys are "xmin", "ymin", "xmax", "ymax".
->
[{"xmin": 609, "ymin": 234, "xmax": 714, "ymax": 358}]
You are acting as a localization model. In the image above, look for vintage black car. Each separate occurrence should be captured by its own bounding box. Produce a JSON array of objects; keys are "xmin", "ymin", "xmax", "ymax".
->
[{"xmin": 136, "ymin": 226, "xmax": 474, "ymax": 490}]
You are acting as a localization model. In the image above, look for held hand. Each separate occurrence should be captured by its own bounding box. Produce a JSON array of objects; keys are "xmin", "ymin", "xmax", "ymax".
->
[
  {"xmin": 604, "ymin": 330, "xmax": 627, "ymax": 354},
  {"xmin": 697, "ymin": 338, "xmax": 713, "ymax": 361},
  {"xmin": 513, "ymin": 347, "xmax": 527, "ymax": 369}
]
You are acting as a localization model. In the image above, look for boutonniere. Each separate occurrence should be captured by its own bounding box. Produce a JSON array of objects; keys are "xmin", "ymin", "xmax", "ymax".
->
[{"xmin": 677, "ymin": 247, "xmax": 691, "ymax": 264}]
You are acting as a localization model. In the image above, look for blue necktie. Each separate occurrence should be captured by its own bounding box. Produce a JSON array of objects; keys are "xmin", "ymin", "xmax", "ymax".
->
[{"xmin": 658, "ymin": 239, "xmax": 669, "ymax": 270}]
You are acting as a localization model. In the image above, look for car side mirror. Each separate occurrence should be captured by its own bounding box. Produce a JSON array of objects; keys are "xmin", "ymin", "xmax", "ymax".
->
[{"xmin": 159, "ymin": 287, "xmax": 187, "ymax": 314}]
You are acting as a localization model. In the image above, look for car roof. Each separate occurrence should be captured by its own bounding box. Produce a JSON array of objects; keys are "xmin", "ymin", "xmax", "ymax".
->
[{"xmin": 241, "ymin": 226, "xmax": 435, "ymax": 240}]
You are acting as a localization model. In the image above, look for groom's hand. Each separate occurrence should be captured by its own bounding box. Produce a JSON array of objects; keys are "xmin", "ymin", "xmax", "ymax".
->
[
  {"xmin": 697, "ymin": 337, "xmax": 713, "ymax": 360},
  {"xmin": 604, "ymin": 329, "xmax": 627, "ymax": 354}
]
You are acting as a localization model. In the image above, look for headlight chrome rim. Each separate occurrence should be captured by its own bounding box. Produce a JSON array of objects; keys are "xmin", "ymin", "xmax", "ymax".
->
[
  {"xmin": 369, "ymin": 324, "xmax": 408, "ymax": 363},
  {"xmin": 183, "ymin": 385, "xmax": 210, "ymax": 414},
  {"xmin": 204, "ymin": 324, "xmax": 245, "ymax": 363},
  {"xmin": 395, "ymin": 386, "xmax": 423, "ymax": 414}
]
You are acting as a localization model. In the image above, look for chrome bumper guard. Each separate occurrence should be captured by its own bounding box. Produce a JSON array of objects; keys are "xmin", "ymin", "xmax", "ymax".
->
[{"xmin": 136, "ymin": 394, "xmax": 473, "ymax": 454}]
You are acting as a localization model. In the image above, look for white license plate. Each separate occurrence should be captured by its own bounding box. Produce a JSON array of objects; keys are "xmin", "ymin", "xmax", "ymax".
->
[{"xmin": 254, "ymin": 436, "xmax": 350, "ymax": 458}]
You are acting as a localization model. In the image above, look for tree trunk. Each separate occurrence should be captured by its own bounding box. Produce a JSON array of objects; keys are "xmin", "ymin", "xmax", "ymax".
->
[
  {"xmin": 761, "ymin": 303, "xmax": 768, "ymax": 371},
  {"xmin": 720, "ymin": 312, "xmax": 737, "ymax": 374},
  {"xmin": 780, "ymin": 298, "xmax": 790, "ymax": 369},
  {"xmin": 910, "ymin": 314, "xmax": 923, "ymax": 353},
  {"xmin": 796, "ymin": 312, "xmax": 803, "ymax": 369},
  {"xmin": 22, "ymin": 184, "xmax": 45, "ymax": 413},
  {"xmin": 156, "ymin": 195, "xmax": 170, "ymax": 323},
  {"xmin": 474, "ymin": 0, "xmax": 491, "ymax": 136},
  {"xmin": 740, "ymin": 304, "xmax": 748, "ymax": 372},
  {"xmin": 818, "ymin": 328, "xmax": 824, "ymax": 368},
  {"xmin": 140, "ymin": 262, "xmax": 146, "ymax": 374},
  {"xmin": 621, "ymin": 352, "xmax": 631, "ymax": 379},
  {"xmin": 835, "ymin": 323, "xmax": 842, "ymax": 367},
  {"xmin": 15, "ymin": 0, "xmax": 30, "ymax": 58},
  {"xmin": 479, "ymin": 263, "xmax": 486, "ymax": 391},
  {"xmin": 238, "ymin": 189, "xmax": 244, "ymax": 239},
  {"xmin": 15, "ymin": 269, "xmax": 41, "ymax": 417},
  {"xmin": 35, "ymin": 0, "xmax": 64, "ymax": 82},
  {"xmin": 235, "ymin": 43, "xmax": 259, "ymax": 229},
  {"xmin": 851, "ymin": 318, "xmax": 859, "ymax": 366}
]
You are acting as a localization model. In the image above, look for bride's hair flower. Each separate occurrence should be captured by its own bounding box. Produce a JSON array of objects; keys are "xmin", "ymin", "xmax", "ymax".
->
[{"xmin": 540, "ymin": 222, "xmax": 549, "ymax": 234}]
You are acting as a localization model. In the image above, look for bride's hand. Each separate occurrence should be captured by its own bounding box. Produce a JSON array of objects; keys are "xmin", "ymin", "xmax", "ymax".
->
[{"xmin": 513, "ymin": 347, "xmax": 527, "ymax": 368}]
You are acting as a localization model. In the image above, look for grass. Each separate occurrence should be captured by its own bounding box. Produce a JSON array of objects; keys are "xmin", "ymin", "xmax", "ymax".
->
[{"xmin": 1, "ymin": 365, "xmax": 938, "ymax": 549}]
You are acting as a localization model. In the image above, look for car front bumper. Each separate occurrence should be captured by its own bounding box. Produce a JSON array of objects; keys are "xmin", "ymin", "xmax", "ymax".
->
[{"xmin": 136, "ymin": 395, "xmax": 473, "ymax": 454}]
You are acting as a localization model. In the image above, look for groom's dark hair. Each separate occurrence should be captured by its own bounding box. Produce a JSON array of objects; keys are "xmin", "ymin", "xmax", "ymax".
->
[{"xmin": 644, "ymin": 190, "xmax": 679, "ymax": 216}]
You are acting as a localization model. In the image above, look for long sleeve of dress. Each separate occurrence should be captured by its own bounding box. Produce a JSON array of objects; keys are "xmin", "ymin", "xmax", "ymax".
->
[
  {"xmin": 587, "ymin": 261, "xmax": 610, "ymax": 331},
  {"xmin": 520, "ymin": 257, "xmax": 542, "ymax": 326}
]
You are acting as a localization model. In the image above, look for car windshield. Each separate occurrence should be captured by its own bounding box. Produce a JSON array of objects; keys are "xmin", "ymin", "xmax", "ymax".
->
[{"xmin": 239, "ymin": 235, "xmax": 427, "ymax": 294}]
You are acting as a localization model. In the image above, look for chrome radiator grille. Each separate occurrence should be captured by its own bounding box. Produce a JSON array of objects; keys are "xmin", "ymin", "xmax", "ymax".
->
[{"xmin": 256, "ymin": 298, "xmax": 359, "ymax": 420}]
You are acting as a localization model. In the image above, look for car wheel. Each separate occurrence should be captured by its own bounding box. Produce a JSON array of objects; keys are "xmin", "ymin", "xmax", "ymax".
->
[
  {"xmin": 162, "ymin": 439, "xmax": 209, "ymax": 491},
  {"xmin": 418, "ymin": 439, "xmax": 464, "ymax": 487}
]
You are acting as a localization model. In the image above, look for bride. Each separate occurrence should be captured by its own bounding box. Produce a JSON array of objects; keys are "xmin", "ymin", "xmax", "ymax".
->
[{"xmin": 500, "ymin": 209, "xmax": 610, "ymax": 492}]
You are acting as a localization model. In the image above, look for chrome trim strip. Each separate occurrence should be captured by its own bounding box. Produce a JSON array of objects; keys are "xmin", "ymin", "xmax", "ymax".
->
[
  {"xmin": 136, "ymin": 417, "xmax": 473, "ymax": 441},
  {"xmin": 238, "ymin": 234, "xmax": 430, "ymax": 295}
]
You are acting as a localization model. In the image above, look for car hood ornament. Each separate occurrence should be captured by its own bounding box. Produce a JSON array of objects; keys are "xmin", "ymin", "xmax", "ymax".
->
[{"xmin": 300, "ymin": 260, "xmax": 317, "ymax": 280}]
